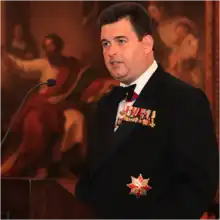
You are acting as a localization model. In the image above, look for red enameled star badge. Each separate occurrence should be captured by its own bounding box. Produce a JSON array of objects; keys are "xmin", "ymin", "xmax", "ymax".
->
[{"xmin": 127, "ymin": 174, "xmax": 152, "ymax": 198}]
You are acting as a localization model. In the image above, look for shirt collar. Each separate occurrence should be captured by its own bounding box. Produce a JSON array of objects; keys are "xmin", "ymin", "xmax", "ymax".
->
[{"xmin": 120, "ymin": 60, "xmax": 158, "ymax": 95}]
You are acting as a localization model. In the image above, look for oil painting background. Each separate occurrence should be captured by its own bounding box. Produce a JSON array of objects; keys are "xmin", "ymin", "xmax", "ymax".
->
[{"xmin": 1, "ymin": 1, "xmax": 218, "ymax": 218}]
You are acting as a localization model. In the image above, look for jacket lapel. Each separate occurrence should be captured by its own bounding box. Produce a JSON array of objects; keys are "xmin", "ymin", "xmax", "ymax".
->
[
  {"xmin": 88, "ymin": 88, "xmax": 120, "ymax": 172},
  {"xmin": 89, "ymin": 66, "xmax": 166, "ymax": 178}
]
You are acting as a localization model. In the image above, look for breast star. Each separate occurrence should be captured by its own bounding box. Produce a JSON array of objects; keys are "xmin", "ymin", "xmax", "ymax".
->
[{"xmin": 127, "ymin": 174, "xmax": 152, "ymax": 198}]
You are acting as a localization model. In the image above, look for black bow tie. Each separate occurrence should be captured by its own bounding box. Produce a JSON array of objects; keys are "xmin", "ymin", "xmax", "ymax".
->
[{"xmin": 113, "ymin": 84, "xmax": 136, "ymax": 103}]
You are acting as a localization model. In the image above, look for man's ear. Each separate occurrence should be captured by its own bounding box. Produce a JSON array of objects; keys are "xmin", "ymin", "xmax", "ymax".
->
[{"xmin": 142, "ymin": 35, "xmax": 154, "ymax": 55}]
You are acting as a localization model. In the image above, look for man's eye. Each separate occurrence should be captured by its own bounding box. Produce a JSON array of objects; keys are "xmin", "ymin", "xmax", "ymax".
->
[
  {"xmin": 118, "ymin": 39, "xmax": 126, "ymax": 44},
  {"xmin": 102, "ymin": 42, "xmax": 110, "ymax": 48}
]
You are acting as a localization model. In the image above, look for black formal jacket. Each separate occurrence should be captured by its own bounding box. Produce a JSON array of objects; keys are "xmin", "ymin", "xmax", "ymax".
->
[{"xmin": 75, "ymin": 66, "xmax": 219, "ymax": 219}]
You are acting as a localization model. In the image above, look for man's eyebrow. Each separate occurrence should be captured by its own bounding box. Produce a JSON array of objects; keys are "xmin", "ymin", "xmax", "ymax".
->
[
  {"xmin": 114, "ymin": 36, "xmax": 128, "ymax": 40},
  {"xmin": 100, "ymin": 38, "xmax": 108, "ymax": 44},
  {"xmin": 100, "ymin": 36, "xmax": 128, "ymax": 44}
]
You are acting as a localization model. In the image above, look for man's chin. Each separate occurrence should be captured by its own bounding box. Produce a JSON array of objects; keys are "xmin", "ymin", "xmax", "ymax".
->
[
  {"xmin": 113, "ymin": 74, "xmax": 133, "ymax": 85},
  {"xmin": 111, "ymin": 72, "xmax": 127, "ymax": 80}
]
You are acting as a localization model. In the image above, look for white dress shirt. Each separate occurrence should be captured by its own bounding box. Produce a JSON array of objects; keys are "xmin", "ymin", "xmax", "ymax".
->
[{"xmin": 114, "ymin": 60, "xmax": 158, "ymax": 131}]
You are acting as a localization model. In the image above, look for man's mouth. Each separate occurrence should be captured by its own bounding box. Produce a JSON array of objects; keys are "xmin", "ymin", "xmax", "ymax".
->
[{"xmin": 110, "ymin": 60, "xmax": 122, "ymax": 65}]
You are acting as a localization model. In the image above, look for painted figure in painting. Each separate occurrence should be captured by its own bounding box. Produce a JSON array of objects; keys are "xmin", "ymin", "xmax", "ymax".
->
[
  {"xmin": 1, "ymin": 34, "xmax": 85, "ymax": 178},
  {"xmin": 147, "ymin": 1, "xmax": 203, "ymax": 88}
]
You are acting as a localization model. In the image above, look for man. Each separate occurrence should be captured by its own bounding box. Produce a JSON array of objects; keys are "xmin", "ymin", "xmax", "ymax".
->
[
  {"xmin": 7, "ymin": 34, "xmax": 80, "ymax": 93},
  {"xmin": 147, "ymin": 2, "xmax": 197, "ymax": 71},
  {"xmin": 75, "ymin": 2, "xmax": 219, "ymax": 219},
  {"xmin": 1, "ymin": 34, "xmax": 85, "ymax": 177}
]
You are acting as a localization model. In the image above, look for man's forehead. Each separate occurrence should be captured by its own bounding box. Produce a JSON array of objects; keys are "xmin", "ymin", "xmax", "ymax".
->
[
  {"xmin": 100, "ymin": 18, "xmax": 135, "ymax": 40},
  {"xmin": 101, "ymin": 33, "xmax": 128, "ymax": 41}
]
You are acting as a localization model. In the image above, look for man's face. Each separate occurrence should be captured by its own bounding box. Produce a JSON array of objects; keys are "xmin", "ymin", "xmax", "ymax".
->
[
  {"xmin": 100, "ymin": 18, "xmax": 147, "ymax": 84},
  {"xmin": 175, "ymin": 25, "xmax": 188, "ymax": 38},
  {"xmin": 44, "ymin": 38, "xmax": 56, "ymax": 55},
  {"xmin": 174, "ymin": 25, "xmax": 188, "ymax": 44}
]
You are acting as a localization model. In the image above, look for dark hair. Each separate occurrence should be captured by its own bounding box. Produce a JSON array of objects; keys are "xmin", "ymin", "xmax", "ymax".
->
[
  {"xmin": 42, "ymin": 33, "xmax": 64, "ymax": 52},
  {"xmin": 97, "ymin": 2, "xmax": 153, "ymax": 40}
]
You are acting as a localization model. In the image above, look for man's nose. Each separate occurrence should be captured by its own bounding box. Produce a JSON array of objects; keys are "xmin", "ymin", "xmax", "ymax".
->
[{"xmin": 108, "ymin": 44, "xmax": 118, "ymax": 56}]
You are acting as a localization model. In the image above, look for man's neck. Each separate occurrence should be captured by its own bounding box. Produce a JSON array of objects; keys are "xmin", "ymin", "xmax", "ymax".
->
[
  {"xmin": 120, "ymin": 60, "xmax": 158, "ymax": 96},
  {"xmin": 124, "ymin": 59, "xmax": 155, "ymax": 86}
]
